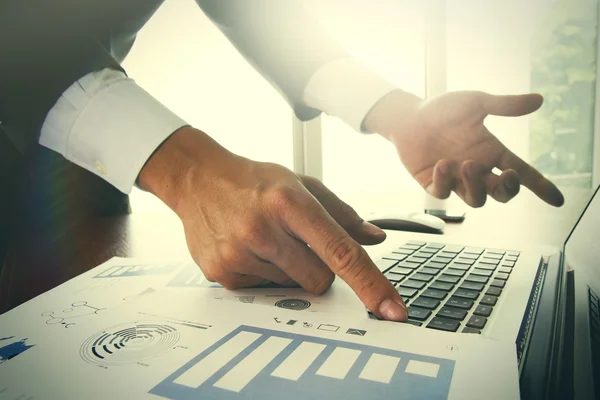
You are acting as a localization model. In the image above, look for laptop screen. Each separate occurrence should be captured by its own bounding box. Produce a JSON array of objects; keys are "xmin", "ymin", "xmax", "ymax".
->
[{"xmin": 564, "ymin": 184, "xmax": 600, "ymax": 287}]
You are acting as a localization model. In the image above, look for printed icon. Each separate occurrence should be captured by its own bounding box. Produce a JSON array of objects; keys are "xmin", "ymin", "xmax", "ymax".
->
[
  {"xmin": 274, "ymin": 299, "xmax": 311, "ymax": 311},
  {"xmin": 346, "ymin": 328, "xmax": 367, "ymax": 336},
  {"xmin": 302, "ymin": 322, "xmax": 313, "ymax": 328},
  {"xmin": 286, "ymin": 320, "xmax": 297, "ymax": 326},
  {"xmin": 274, "ymin": 318, "xmax": 282, "ymax": 324},
  {"xmin": 317, "ymin": 324, "xmax": 340, "ymax": 332}
]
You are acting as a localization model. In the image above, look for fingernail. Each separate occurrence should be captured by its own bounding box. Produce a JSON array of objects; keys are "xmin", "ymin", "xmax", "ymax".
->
[
  {"xmin": 504, "ymin": 176, "xmax": 519, "ymax": 190},
  {"xmin": 362, "ymin": 221, "xmax": 386, "ymax": 238},
  {"xmin": 379, "ymin": 299, "xmax": 408, "ymax": 321}
]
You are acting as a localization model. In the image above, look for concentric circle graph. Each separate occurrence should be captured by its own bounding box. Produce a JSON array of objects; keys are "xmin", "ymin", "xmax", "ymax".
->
[
  {"xmin": 80, "ymin": 321, "xmax": 180, "ymax": 366},
  {"xmin": 274, "ymin": 299, "xmax": 311, "ymax": 311}
]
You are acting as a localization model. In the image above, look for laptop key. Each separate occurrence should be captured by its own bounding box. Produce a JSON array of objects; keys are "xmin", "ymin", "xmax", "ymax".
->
[
  {"xmin": 398, "ymin": 261, "xmax": 423, "ymax": 269},
  {"xmin": 402, "ymin": 244, "xmax": 422, "ymax": 251},
  {"xmin": 446, "ymin": 296, "xmax": 474, "ymax": 310},
  {"xmin": 389, "ymin": 266, "xmax": 413, "ymax": 275},
  {"xmin": 425, "ymin": 243, "xmax": 445, "ymax": 249},
  {"xmin": 505, "ymin": 255, "xmax": 518, "ymax": 262},
  {"xmin": 465, "ymin": 274, "xmax": 489, "ymax": 284},
  {"xmin": 393, "ymin": 248, "xmax": 415, "ymax": 256},
  {"xmin": 463, "ymin": 247, "xmax": 485, "ymax": 255},
  {"xmin": 444, "ymin": 268, "xmax": 466, "ymax": 277},
  {"xmin": 437, "ymin": 306, "xmax": 468, "ymax": 320},
  {"xmin": 460, "ymin": 281, "xmax": 485, "ymax": 292},
  {"xmin": 458, "ymin": 253, "xmax": 479, "ymax": 261},
  {"xmin": 419, "ymin": 247, "xmax": 439, "ymax": 254},
  {"xmin": 397, "ymin": 287, "xmax": 418, "ymax": 298},
  {"xmin": 376, "ymin": 259, "xmax": 399, "ymax": 270},
  {"xmin": 474, "ymin": 263, "xmax": 496, "ymax": 271},
  {"xmin": 453, "ymin": 289, "xmax": 479, "ymax": 300},
  {"xmin": 430, "ymin": 281, "xmax": 455, "ymax": 291},
  {"xmin": 406, "ymin": 241, "xmax": 426, "ymax": 246},
  {"xmin": 419, "ymin": 267, "xmax": 441, "ymax": 276},
  {"xmin": 498, "ymin": 267, "xmax": 512, "ymax": 274},
  {"xmin": 480, "ymin": 295, "xmax": 498, "ymax": 306},
  {"xmin": 407, "ymin": 256, "xmax": 430, "ymax": 264},
  {"xmin": 438, "ymin": 274, "xmax": 461, "ymax": 284},
  {"xmin": 455, "ymin": 257, "xmax": 476, "ymax": 265},
  {"xmin": 495, "ymin": 272, "xmax": 510, "ymax": 280},
  {"xmin": 485, "ymin": 286, "xmax": 502, "ymax": 296},
  {"xmin": 462, "ymin": 327, "xmax": 481, "ymax": 334},
  {"xmin": 506, "ymin": 251, "xmax": 520, "ymax": 257},
  {"xmin": 414, "ymin": 251, "xmax": 434, "ymax": 259},
  {"xmin": 408, "ymin": 306, "xmax": 432, "ymax": 321},
  {"xmin": 466, "ymin": 315, "xmax": 487, "ymax": 329},
  {"xmin": 424, "ymin": 261, "xmax": 447, "ymax": 269},
  {"xmin": 383, "ymin": 253, "xmax": 407, "ymax": 262},
  {"xmin": 473, "ymin": 304, "xmax": 493, "ymax": 317},
  {"xmin": 490, "ymin": 279, "xmax": 506, "ymax": 288},
  {"xmin": 438, "ymin": 251, "xmax": 458, "ymax": 259},
  {"xmin": 384, "ymin": 272, "xmax": 405, "ymax": 283},
  {"xmin": 421, "ymin": 289, "xmax": 448, "ymax": 300},
  {"xmin": 405, "ymin": 320, "xmax": 423, "ymax": 327},
  {"xmin": 411, "ymin": 273, "xmax": 434, "ymax": 283},
  {"xmin": 433, "ymin": 256, "xmax": 453, "ymax": 264},
  {"xmin": 471, "ymin": 269, "xmax": 493, "ymax": 277},
  {"xmin": 442, "ymin": 245, "xmax": 464, "ymax": 254},
  {"xmin": 411, "ymin": 297, "xmax": 440, "ymax": 310},
  {"xmin": 447, "ymin": 262, "xmax": 470, "ymax": 271},
  {"xmin": 400, "ymin": 280, "xmax": 426, "ymax": 290},
  {"xmin": 502, "ymin": 261, "xmax": 516, "ymax": 268},
  {"xmin": 427, "ymin": 317, "xmax": 460, "ymax": 332}
]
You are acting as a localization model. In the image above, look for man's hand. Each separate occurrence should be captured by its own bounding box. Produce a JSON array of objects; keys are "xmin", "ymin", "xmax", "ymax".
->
[
  {"xmin": 364, "ymin": 90, "xmax": 564, "ymax": 208},
  {"xmin": 139, "ymin": 127, "xmax": 408, "ymax": 321}
]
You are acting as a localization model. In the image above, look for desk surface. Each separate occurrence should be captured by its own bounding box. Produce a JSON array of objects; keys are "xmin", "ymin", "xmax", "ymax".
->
[{"xmin": 0, "ymin": 186, "xmax": 592, "ymax": 314}]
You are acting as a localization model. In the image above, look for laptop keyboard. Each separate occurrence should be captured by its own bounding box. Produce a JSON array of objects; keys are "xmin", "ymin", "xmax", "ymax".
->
[
  {"xmin": 588, "ymin": 287, "xmax": 600, "ymax": 397},
  {"xmin": 370, "ymin": 240, "xmax": 520, "ymax": 333}
]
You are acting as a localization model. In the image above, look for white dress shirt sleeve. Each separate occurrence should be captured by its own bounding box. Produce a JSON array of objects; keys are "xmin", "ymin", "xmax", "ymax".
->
[
  {"xmin": 39, "ymin": 68, "xmax": 188, "ymax": 194},
  {"xmin": 303, "ymin": 58, "xmax": 397, "ymax": 133}
]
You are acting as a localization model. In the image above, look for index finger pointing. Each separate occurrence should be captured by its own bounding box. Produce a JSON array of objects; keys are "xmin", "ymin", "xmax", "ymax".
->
[
  {"xmin": 499, "ymin": 147, "xmax": 564, "ymax": 207},
  {"xmin": 281, "ymin": 194, "xmax": 408, "ymax": 321}
]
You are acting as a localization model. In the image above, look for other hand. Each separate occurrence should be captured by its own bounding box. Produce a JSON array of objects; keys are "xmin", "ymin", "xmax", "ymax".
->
[{"xmin": 365, "ymin": 90, "xmax": 564, "ymax": 208}]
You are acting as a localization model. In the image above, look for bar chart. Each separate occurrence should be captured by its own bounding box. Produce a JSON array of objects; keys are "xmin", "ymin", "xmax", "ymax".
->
[
  {"xmin": 150, "ymin": 325, "xmax": 455, "ymax": 399},
  {"xmin": 92, "ymin": 264, "xmax": 179, "ymax": 279}
]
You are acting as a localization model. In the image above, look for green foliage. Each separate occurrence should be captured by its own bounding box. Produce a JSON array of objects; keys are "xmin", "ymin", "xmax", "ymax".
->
[{"xmin": 529, "ymin": 0, "xmax": 598, "ymax": 185}]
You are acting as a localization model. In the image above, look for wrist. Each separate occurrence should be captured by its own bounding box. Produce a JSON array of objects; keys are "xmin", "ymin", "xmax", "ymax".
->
[
  {"xmin": 137, "ymin": 126, "xmax": 231, "ymax": 216},
  {"xmin": 363, "ymin": 89, "xmax": 424, "ymax": 140}
]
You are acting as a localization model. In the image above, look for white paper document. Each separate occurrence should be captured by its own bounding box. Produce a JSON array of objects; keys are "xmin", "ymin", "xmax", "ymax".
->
[{"xmin": 0, "ymin": 288, "xmax": 520, "ymax": 400}]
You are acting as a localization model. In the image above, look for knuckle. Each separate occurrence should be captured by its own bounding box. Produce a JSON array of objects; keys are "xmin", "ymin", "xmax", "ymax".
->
[
  {"xmin": 217, "ymin": 243, "xmax": 244, "ymax": 267},
  {"xmin": 266, "ymin": 185, "xmax": 303, "ymax": 212},
  {"xmin": 326, "ymin": 237, "xmax": 364, "ymax": 276}
]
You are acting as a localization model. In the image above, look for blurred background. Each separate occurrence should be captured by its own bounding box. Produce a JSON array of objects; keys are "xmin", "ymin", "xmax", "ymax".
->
[{"xmin": 121, "ymin": 0, "xmax": 599, "ymax": 213}]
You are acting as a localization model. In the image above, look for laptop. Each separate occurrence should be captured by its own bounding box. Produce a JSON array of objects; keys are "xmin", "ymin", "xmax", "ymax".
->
[{"xmin": 360, "ymin": 184, "xmax": 600, "ymax": 399}]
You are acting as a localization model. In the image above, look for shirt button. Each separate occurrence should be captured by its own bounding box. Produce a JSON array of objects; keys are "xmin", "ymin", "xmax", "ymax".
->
[{"xmin": 95, "ymin": 161, "xmax": 106, "ymax": 176}]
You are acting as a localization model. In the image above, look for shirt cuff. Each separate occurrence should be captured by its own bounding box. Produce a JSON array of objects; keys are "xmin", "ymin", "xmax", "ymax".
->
[
  {"xmin": 302, "ymin": 58, "xmax": 397, "ymax": 133},
  {"xmin": 39, "ymin": 68, "xmax": 188, "ymax": 194}
]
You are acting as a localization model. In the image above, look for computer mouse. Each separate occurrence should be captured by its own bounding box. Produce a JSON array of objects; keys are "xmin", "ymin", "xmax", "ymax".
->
[{"xmin": 366, "ymin": 211, "xmax": 445, "ymax": 234}]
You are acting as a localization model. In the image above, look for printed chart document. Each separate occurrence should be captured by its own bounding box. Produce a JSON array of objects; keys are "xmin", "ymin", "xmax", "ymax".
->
[
  {"xmin": 1, "ymin": 290, "xmax": 520, "ymax": 400},
  {"xmin": 0, "ymin": 256, "xmax": 367, "ymax": 334}
]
